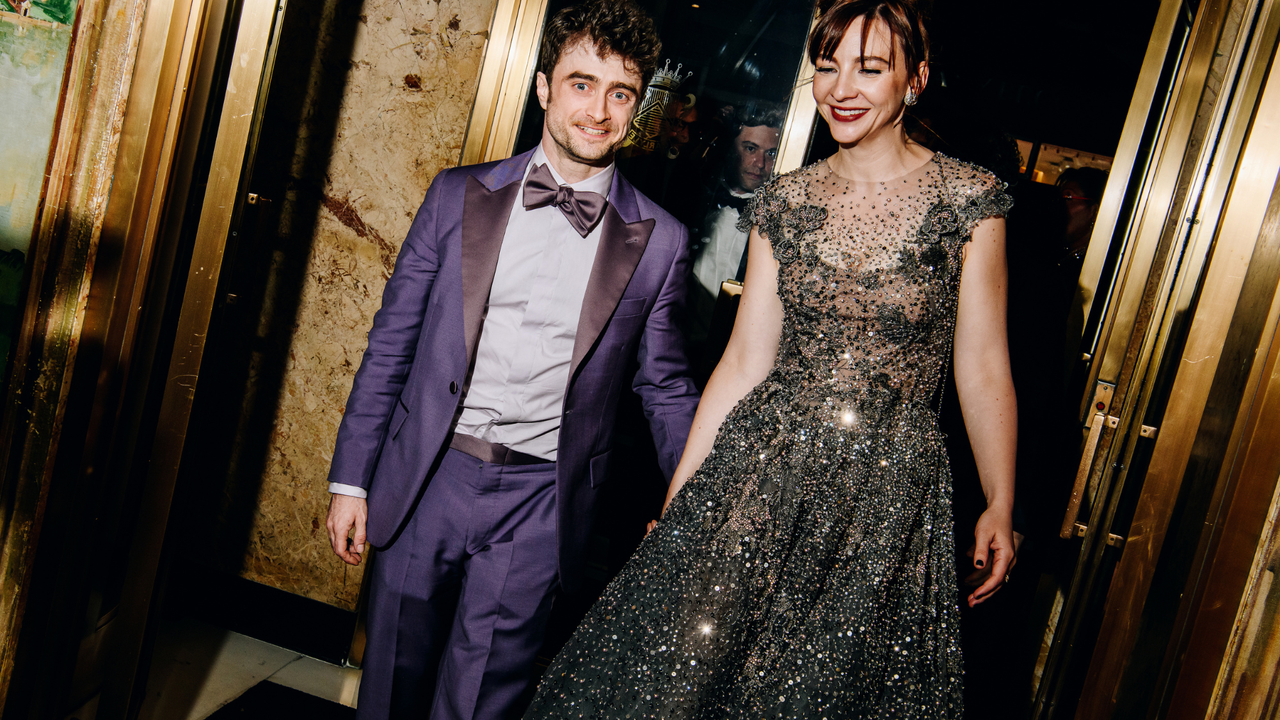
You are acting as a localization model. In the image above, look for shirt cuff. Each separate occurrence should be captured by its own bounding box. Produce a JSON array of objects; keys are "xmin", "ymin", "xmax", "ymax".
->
[{"xmin": 329, "ymin": 482, "xmax": 368, "ymax": 499}]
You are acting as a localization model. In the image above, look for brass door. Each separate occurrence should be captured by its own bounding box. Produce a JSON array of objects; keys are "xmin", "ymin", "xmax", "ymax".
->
[{"xmin": 1031, "ymin": 0, "xmax": 1280, "ymax": 717}]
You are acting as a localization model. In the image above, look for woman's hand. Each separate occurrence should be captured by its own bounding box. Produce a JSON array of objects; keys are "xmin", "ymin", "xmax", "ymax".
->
[{"xmin": 965, "ymin": 506, "xmax": 1018, "ymax": 606}]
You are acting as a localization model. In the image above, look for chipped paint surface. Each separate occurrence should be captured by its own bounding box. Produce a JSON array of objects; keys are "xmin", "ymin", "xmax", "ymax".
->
[
  {"xmin": 228, "ymin": 0, "xmax": 496, "ymax": 610},
  {"xmin": 0, "ymin": 17, "xmax": 72, "ymax": 255}
]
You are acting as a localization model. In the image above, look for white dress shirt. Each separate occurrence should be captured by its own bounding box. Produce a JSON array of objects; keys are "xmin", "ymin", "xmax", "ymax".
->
[
  {"xmin": 691, "ymin": 192, "xmax": 752, "ymax": 297},
  {"xmin": 331, "ymin": 145, "xmax": 612, "ymax": 497}
]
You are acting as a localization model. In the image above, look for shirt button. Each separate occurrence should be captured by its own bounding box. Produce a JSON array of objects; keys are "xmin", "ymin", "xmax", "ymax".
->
[{"xmin": 449, "ymin": 381, "xmax": 458, "ymax": 394}]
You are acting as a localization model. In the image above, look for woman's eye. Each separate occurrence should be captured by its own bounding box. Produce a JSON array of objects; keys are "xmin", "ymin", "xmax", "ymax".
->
[
  {"xmin": 859, "ymin": 68, "xmax": 882, "ymax": 76},
  {"xmin": 816, "ymin": 65, "xmax": 836, "ymax": 74}
]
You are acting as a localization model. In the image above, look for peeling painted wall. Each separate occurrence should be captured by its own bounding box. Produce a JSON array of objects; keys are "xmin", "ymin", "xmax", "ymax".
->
[
  {"xmin": 0, "ymin": 16, "xmax": 71, "ymax": 255},
  {"xmin": 207, "ymin": 0, "xmax": 497, "ymax": 610}
]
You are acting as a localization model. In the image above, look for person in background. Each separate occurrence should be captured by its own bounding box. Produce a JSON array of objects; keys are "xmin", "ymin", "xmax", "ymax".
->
[{"xmin": 685, "ymin": 103, "xmax": 783, "ymax": 381}]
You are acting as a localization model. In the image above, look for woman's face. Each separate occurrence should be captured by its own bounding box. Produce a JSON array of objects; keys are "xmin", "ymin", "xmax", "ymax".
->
[{"xmin": 812, "ymin": 16, "xmax": 922, "ymax": 147}]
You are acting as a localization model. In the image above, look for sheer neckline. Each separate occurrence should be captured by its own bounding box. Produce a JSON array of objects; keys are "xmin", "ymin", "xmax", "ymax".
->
[{"xmin": 820, "ymin": 152, "xmax": 938, "ymax": 185}]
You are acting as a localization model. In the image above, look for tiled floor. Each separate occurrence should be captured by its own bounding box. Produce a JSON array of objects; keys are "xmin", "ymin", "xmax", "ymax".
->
[{"xmin": 130, "ymin": 618, "xmax": 361, "ymax": 720}]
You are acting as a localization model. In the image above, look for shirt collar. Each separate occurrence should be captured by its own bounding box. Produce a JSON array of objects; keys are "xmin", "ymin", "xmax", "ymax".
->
[{"xmin": 528, "ymin": 143, "xmax": 616, "ymax": 198}]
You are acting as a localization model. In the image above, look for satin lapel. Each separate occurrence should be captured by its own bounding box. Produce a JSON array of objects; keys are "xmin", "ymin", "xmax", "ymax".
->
[
  {"xmin": 462, "ymin": 175, "xmax": 520, "ymax": 367},
  {"xmin": 568, "ymin": 202, "xmax": 656, "ymax": 382}
]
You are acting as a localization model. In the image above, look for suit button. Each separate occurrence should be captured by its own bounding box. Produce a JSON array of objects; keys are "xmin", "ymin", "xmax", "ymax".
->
[{"xmin": 449, "ymin": 381, "xmax": 458, "ymax": 394}]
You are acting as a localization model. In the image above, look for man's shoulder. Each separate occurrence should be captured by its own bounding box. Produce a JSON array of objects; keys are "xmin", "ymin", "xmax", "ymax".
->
[
  {"xmin": 429, "ymin": 158, "xmax": 503, "ymax": 190},
  {"xmin": 428, "ymin": 149, "xmax": 534, "ymax": 195}
]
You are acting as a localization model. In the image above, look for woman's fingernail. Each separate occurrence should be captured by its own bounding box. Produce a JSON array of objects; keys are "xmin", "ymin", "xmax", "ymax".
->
[{"xmin": 975, "ymin": 559, "xmax": 985, "ymax": 568}]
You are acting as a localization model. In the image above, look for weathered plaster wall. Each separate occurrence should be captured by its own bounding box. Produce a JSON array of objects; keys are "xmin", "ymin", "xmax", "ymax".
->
[{"xmin": 220, "ymin": 0, "xmax": 497, "ymax": 610}]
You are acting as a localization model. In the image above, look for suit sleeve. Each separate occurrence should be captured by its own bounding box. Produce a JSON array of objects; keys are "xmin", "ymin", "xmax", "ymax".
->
[
  {"xmin": 632, "ymin": 222, "xmax": 701, "ymax": 480},
  {"xmin": 326, "ymin": 172, "xmax": 450, "ymax": 491}
]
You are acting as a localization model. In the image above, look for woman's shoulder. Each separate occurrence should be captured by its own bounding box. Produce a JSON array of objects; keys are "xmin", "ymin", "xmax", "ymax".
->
[
  {"xmin": 930, "ymin": 152, "xmax": 1015, "ymax": 226},
  {"xmin": 737, "ymin": 163, "xmax": 830, "ymax": 237},
  {"xmin": 931, "ymin": 152, "xmax": 1009, "ymax": 198},
  {"xmin": 758, "ymin": 161, "xmax": 825, "ymax": 199}
]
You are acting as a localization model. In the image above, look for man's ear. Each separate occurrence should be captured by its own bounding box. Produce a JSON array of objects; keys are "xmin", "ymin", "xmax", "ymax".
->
[{"xmin": 536, "ymin": 71, "xmax": 550, "ymax": 110}]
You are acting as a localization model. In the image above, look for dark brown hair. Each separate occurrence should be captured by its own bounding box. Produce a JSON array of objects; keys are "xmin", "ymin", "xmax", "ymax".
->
[
  {"xmin": 539, "ymin": 0, "xmax": 663, "ymax": 89},
  {"xmin": 808, "ymin": 0, "xmax": 930, "ymax": 89}
]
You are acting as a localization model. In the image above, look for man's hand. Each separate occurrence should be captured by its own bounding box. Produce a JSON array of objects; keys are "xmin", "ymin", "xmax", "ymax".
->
[{"xmin": 327, "ymin": 494, "xmax": 369, "ymax": 565}]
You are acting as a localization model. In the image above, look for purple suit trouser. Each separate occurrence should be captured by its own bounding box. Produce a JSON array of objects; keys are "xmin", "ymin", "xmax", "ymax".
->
[{"xmin": 356, "ymin": 447, "xmax": 561, "ymax": 720}]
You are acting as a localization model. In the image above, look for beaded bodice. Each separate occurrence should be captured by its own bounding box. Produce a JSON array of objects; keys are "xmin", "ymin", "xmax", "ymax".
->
[{"xmin": 743, "ymin": 154, "xmax": 1013, "ymax": 428}]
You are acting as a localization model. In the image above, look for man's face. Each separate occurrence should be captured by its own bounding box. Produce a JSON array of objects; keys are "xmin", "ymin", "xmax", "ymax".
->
[
  {"xmin": 1061, "ymin": 179, "xmax": 1100, "ymax": 240},
  {"xmin": 536, "ymin": 41, "xmax": 643, "ymax": 178},
  {"xmin": 731, "ymin": 124, "xmax": 781, "ymax": 192}
]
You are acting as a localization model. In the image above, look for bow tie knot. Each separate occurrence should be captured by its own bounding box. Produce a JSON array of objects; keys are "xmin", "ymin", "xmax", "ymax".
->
[{"xmin": 522, "ymin": 163, "xmax": 608, "ymax": 237}]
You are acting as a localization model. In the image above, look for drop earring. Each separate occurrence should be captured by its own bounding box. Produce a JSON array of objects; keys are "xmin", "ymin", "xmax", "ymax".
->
[{"xmin": 904, "ymin": 89, "xmax": 918, "ymax": 106}]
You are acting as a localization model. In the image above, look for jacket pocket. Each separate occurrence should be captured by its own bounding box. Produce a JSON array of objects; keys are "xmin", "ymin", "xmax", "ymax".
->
[
  {"xmin": 589, "ymin": 450, "xmax": 612, "ymax": 487},
  {"xmin": 388, "ymin": 398, "xmax": 410, "ymax": 440}
]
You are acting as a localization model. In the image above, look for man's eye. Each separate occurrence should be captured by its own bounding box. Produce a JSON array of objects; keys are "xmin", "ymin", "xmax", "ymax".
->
[
  {"xmin": 574, "ymin": 82, "xmax": 589, "ymax": 91},
  {"xmin": 765, "ymin": 149, "xmax": 778, "ymax": 159},
  {"xmin": 612, "ymin": 92, "xmax": 630, "ymax": 101}
]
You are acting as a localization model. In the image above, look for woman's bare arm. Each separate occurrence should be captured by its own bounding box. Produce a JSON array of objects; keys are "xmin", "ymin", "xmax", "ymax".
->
[
  {"xmin": 953, "ymin": 215, "xmax": 1018, "ymax": 606},
  {"xmin": 660, "ymin": 227, "xmax": 785, "ymax": 515}
]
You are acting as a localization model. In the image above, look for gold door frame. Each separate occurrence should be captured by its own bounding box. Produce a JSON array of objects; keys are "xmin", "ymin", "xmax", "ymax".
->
[
  {"xmin": 0, "ymin": 0, "xmax": 171, "ymax": 705},
  {"xmin": 459, "ymin": 0, "xmax": 820, "ymax": 174},
  {"xmin": 93, "ymin": 0, "xmax": 291, "ymax": 715},
  {"xmin": 1034, "ymin": 0, "xmax": 1280, "ymax": 715}
]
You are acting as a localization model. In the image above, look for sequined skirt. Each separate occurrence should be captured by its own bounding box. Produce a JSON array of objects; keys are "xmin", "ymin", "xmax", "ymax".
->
[{"xmin": 524, "ymin": 376, "xmax": 964, "ymax": 719}]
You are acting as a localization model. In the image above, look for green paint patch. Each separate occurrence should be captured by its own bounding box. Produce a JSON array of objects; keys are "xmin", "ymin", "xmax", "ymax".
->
[{"xmin": 0, "ymin": 0, "xmax": 78, "ymax": 25}]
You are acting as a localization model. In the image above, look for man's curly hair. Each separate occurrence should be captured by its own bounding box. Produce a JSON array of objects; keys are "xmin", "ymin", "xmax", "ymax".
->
[{"xmin": 539, "ymin": 0, "xmax": 663, "ymax": 89}]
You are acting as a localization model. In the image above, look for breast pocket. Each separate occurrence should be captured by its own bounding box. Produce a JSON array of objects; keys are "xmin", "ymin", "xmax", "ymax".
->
[{"xmin": 613, "ymin": 297, "xmax": 648, "ymax": 319}]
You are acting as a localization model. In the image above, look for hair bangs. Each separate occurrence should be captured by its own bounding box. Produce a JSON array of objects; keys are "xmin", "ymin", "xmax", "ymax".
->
[{"xmin": 808, "ymin": 1, "xmax": 929, "ymax": 81}]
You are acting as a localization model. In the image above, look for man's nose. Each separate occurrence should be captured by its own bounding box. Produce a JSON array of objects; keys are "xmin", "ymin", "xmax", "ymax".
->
[{"xmin": 587, "ymin": 92, "xmax": 610, "ymax": 122}]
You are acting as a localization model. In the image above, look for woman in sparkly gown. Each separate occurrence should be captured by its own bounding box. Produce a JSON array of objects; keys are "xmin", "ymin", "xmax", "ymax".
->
[{"xmin": 525, "ymin": 1, "xmax": 1017, "ymax": 717}]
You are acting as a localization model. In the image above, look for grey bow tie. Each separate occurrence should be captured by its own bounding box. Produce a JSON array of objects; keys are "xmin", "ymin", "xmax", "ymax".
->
[{"xmin": 522, "ymin": 163, "xmax": 608, "ymax": 237}]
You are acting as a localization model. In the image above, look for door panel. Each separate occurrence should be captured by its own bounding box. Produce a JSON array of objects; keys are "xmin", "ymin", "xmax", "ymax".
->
[{"xmin": 1033, "ymin": 0, "xmax": 1280, "ymax": 716}]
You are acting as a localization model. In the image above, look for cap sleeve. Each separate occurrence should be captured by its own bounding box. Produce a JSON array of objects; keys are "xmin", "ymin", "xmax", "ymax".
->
[
  {"xmin": 958, "ymin": 170, "xmax": 1014, "ymax": 233},
  {"xmin": 736, "ymin": 181, "xmax": 786, "ymax": 239}
]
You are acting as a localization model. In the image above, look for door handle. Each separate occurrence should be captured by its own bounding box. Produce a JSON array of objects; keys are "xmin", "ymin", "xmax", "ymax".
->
[{"xmin": 1061, "ymin": 412, "xmax": 1114, "ymax": 539}]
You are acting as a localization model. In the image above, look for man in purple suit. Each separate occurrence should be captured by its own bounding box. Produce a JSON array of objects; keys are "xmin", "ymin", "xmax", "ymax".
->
[{"xmin": 324, "ymin": 2, "xmax": 699, "ymax": 718}]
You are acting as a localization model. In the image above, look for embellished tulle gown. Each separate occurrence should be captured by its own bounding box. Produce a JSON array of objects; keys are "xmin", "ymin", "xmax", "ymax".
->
[{"xmin": 524, "ymin": 154, "xmax": 1013, "ymax": 719}]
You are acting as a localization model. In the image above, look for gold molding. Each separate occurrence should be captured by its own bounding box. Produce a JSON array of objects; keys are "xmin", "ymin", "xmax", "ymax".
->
[
  {"xmin": 1072, "ymin": 0, "xmax": 1183, "ymax": 354},
  {"xmin": 0, "ymin": 0, "xmax": 151, "ymax": 704},
  {"xmin": 1033, "ymin": 0, "xmax": 1254, "ymax": 712},
  {"xmin": 1078, "ymin": 0, "xmax": 1280, "ymax": 712},
  {"xmin": 95, "ymin": 0, "xmax": 286, "ymax": 715},
  {"xmin": 460, "ymin": 0, "xmax": 549, "ymax": 165},
  {"xmin": 775, "ymin": 14, "xmax": 818, "ymax": 175}
]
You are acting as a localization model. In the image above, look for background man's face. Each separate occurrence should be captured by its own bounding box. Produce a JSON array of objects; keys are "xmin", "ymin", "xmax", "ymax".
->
[
  {"xmin": 536, "ymin": 41, "xmax": 642, "ymax": 174},
  {"xmin": 731, "ymin": 124, "xmax": 780, "ymax": 192}
]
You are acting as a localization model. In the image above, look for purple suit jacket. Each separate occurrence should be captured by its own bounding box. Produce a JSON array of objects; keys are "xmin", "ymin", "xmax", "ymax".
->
[{"xmin": 327, "ymin": 148, "xmax": 700, "ymax": 591}]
